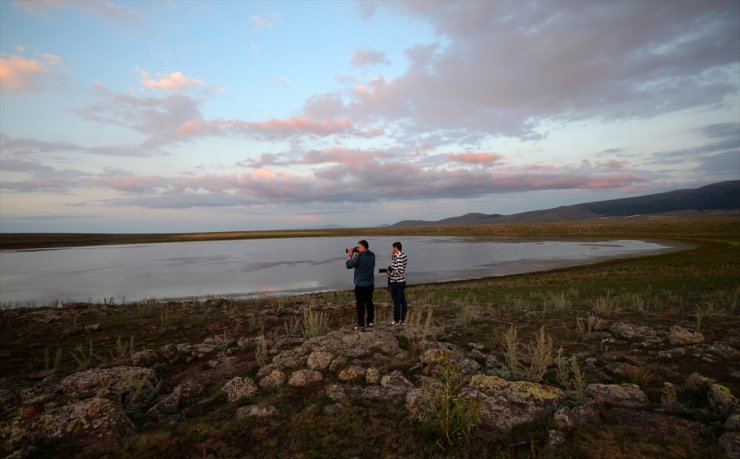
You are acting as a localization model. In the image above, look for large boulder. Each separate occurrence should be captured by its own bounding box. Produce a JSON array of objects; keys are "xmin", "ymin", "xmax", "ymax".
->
[
  {"xmin": 288, "ymin": 369, "xmax": 323, "ymax": 387},
  {"xmin": 222, "ymin": 377, "xmax": 258, "ymax": 402},
  {"xmin": 60, "ymin": 366, "xmax": 155, "ymax": 405},
  {"xmin": 668, "ymin": 325, "xmax": 704, "ymax": 345},
  {"xmin": 338, "ymin": 365, "xmax": 366, "ymax": 382},
  {"xmin": 585, "ymin": 383, "xmax": 648, "ymax": 407},
  {"xmin": 463, "ymin": 375, "xmax": 566, "ymax": 431},
  {"xmin": 685, "ymin": 372, "xmax": 739, "ymax": 417},
  {"xmin": 307, "ymin": 351, "xmax": 334, "ymax": 371},
  {"xmin": 235, "ymin": 402, "xmax": 278, "ymax": 419},
  {"xmin": 302, "ymin": 329, "xmax": 402, "ymax": 358},
  {"xmin": 609, "ymin": 322, "xmax": 663, "ymax": 346},
  {"xmin": 2, "ymin": 397, "xmax": 134, "ymax": 455},
  {"xmin": 259, "ymin": 368, "xmax": 286, "ymax": 390}
]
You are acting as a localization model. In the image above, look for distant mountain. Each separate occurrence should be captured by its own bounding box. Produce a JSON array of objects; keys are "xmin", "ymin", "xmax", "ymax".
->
[{"xmin": 390, "ymin": 181, "xmax": 740, "ymax": 227}]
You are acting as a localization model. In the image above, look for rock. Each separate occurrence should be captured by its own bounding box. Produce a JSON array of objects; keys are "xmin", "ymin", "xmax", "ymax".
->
[
  {"xmin": 668, "ymin": 325, "xmax": 704, "ymax": 345},
  {"xmin": 707, "ymin": 343, "xmax": 740, "ymax": 359},
  {"xmin": 708, "ymin": 383, "xmax": 739, "ymax": 417},
  {"xmin": 658, "ymin": 347, "xmax": 687, "ymax": 359},
  {"xmin": 609, "ymin": 322, "xmax": 663, "ymax": 345},
  {"xmin": 726, "ymin": 414, "xmax": 740, "ymax": 432},
  {"xmin": 307, "ymin": 351, "xmax": 334, "ymax": 370},
  {"xmin": 361, "ymin": 385, "xmax": 390, "ymax": 400},
  {"xmin": 323, "ymin": 403, "xmax": 344, "ymax": 415},
  {"xmin": 222, "ymin": 377, "xmax": 258, "ymax": 402},
  {"xmin": 235, "ymin": 402, "xmax": 277, "ymax": 418},
  {"xmin": 365, "ymin": 367, "xmax": 380, "ymax": 385},
  {"xmin": 60, "ymin": 366, "xmax": 155, "ymax": 405},
  {"xmin": 611, "ymin": 408, "xmax": 708, "ymax": 444},
  {"xmin": 546, "ymin": 429, "xmax": 567, "ymax": 455},
  {"xmin": 719, "ymin": 431, "xmax": 740, "ymax": 459},
  {"xmin": 131, "ymin": 349, "xmax": 159, "ymax": 367},
  {"xmin": 192, "ymin": 343, "xmax": 216, "ymax": 357},
  {"xmin": 484, "ymin": 354, "xmax": 500, "ymax": 369},
  {"xmin": 20, "ymin": 382, "xmax": 59, "ymax": 406},
  {"xmin": 2, "ymin": 397, "xmax": 134, "ymax": 454},
  {"xmin": 606, "ymin": 362, "xmax": 641, "ymax": 377},
  {"xmin": 175, "ymin": 343, "xmax": 193, "ymax": 354},
  {"xmin": 585, "ymin": 383, "xmax": 648, "ymax": 407},
  {"xmin": 84, "ymin": 323, "xmax": 100, "ymax": 332},
  {"xmin": 176, "ymin": 379, "xmax": 204, "ymax": 399},
  {"xmin": 303, "ymin": 329, "xmax": 402, "ymax": 359},
  {"xmin": 463, "ymin": 375, "xmax": 566, "ymax": 431},
  {"xmin": 405, "ymin": 388, "xmax": 427, "ymax": 419},
  {"xmin": 338, "ymin": 365, "xmax": 366, "ymax": 382},
  {"xmin": 328, "ymin": 355, "xmax": 348, "ymax": 372},
  {"xmin": 288, "ymin": 369, "xmax": 323, "ymax": 387},
  {"xmin": 256, "ymin": 364, "xmax": 282, "ymax": 379},
  {"xmin": 685, "ymin": 372, "xmax": 739, "ymax": 417},
  {"xmin": 326, "ymin": 384, "xmax": 349, "ymax": 404},
  {"xmin": 272, "ymin": 348, "xmax": 308, "ymax": 368},
  {"xmin": 553, "ymin": 405, "xmax": 600, "ymax": 430},
  {"xmin": 259, "ymin": 368, "xmax": 286, "ymax": 390},
  {"xmin": 380, "ymin": 370, "xmax": 414, "ymax": 390},
  {"xmin": 731, "ymin": 371, "xmax": 740, "ymax": 381},
  {"xmin": 147, "ymin": 387, "xmax": 182, "ymax": 416}
]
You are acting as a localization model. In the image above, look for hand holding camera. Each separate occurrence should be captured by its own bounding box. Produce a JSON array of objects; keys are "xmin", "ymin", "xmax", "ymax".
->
[{"xmin": 378, "ymin": 266, "xmax": 393, "ymax": 274}]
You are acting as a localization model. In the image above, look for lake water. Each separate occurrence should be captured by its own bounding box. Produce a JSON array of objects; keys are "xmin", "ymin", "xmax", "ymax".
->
[{"xmin": 0, "ymin": 236, "xmax": 679, "ymax": 306}]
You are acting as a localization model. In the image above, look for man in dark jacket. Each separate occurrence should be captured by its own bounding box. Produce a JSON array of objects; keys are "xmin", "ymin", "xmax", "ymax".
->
[{"xmin": 345, "ymin": 239, "xmax": 375, "ymax": 329}]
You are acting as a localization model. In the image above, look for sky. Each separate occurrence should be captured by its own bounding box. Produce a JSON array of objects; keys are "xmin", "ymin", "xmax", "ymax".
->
[{"xmin": 1, "ymin": 0, "xmax": 739, "ymax": 233}]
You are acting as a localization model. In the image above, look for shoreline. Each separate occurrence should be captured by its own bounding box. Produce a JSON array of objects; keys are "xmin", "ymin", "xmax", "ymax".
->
[{"xmin": 2, "ymin": 215, "xmax": 739, "ymax": 250}]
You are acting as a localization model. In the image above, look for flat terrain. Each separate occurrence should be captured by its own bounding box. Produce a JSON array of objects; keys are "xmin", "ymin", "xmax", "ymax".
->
[{"xmin": 0, "ymin": 217, "xmax": 738, "ymax": 458}]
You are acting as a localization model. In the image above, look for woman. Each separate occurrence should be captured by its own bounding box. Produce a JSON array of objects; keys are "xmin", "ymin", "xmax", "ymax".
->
[{"xmin": 387, "ymin": 241, "xmax": 407, "ymax": 325}]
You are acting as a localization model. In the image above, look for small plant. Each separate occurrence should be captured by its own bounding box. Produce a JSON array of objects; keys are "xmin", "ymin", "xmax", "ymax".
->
[
  {"xmin": 255, "ymin": 335, "xmax": 270, "ymax": 366},
  {"xmin": 302, "ymin": 306, "xmax": 328, "ymax": 338},
  {"xmin": 111, "ymin": 335, "xmax": 136, "ymax": 360},
  {"xmin": 502, "ymin": 324, "xmax": 522, "ymax": 379},
  {"xmin": 247, "ymin": 313, "xmax": 266, "ymax": 333},
  {"xmin": 70, "ymin": 338, "xmax": 100, "ymax": 369},
  {"xmin": 624, "ymin": 366, "xmax": 655, "ymax": 389},
  {"xmin": 543, "ymin": 291, "xmax": 569, "ymax": 311},
  {"xmin": 457, "ymin": 303, "xmax": 478, "ymax": 326},
  {"xmin": 222, "ymin": 299, "xmax": 239, "ymax": 318},
  {"xmin": 417, "ymin": 354, "xmax": 482, "ymax": 448},
  {"xmin": 44, "ymin": 347, "xmax": 63, "ymax": 373},
  {"xmin": 283, "ymin": 316, "xmax": 301, "ymax": 336},
  {"xmin": 593, "ymin": 292, "xmax": 614, "ymax": 316},
  {"xmin": 554, "ymin": 349, "xmax": 585, "ymax": 400},
  {"xmin": 159, "ymin": 310, "xmax": 170, "ymax": 329},
  {"xmin": 526, "ymin": 325, "xmax": 553, "ymax": 383}
]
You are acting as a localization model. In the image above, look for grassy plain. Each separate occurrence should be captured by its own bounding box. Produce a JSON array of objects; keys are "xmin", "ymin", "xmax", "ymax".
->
[{"xmin": 0, "ymin": 217, "xmax": 738, "ymax": 458}]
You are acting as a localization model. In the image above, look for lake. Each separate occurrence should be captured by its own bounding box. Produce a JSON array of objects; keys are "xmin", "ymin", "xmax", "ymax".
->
[{"xmin": 0, "ymin": 236, "xmax": 680, "ymax": 306}]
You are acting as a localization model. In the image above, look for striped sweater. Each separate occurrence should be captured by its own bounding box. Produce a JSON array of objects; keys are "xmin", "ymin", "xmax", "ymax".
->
[{"xmin": 390, "ymin": 251, "xmax": 407, "ymax": 283}]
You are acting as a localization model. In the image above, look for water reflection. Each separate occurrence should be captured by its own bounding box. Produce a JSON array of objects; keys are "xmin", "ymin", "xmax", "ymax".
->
[{"xmin": 0, "ymin": 236, "xmax": 678, "ymax": 306}]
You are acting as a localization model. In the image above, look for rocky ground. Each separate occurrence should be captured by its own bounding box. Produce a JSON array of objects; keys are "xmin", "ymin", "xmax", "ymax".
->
[{"xmin": 1, "ymin": 295, "xmax": 738, "ymax": 458}]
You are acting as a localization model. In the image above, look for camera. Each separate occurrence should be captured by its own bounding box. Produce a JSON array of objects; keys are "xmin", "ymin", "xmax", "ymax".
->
[
  {"xmin": 378, "ymin": 267, "xmax": 393, "ymax": 274},
  {"xmin": 346, "ymin": 246, "xmax": 359, "ymax": 254}
]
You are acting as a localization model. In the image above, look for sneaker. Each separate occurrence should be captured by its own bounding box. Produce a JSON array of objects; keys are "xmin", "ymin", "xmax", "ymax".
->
[
  {"xmin": 367, "ymin": 322, "xmax": 373, "ymax": 327},
  {"xmin": 389, "ymin": 321, "xmax": 397, "ymax": 326}
]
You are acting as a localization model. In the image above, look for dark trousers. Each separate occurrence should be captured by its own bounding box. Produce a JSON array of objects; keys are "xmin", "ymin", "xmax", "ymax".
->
[
  {"xmin": 390, "ymin": 281, "xmax": 408, "ymax": 322},
  {"xmin": 355, "ymin": 285, "xmax": 374, "ymax": 327}
]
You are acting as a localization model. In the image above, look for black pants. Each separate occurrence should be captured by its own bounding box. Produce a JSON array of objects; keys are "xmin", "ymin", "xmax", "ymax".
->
[
  {"xmin": 390, "ymin": 281, "xmax": 408, "ymax": 322},
  {"xmin": 355, "ymin": 285, "xmax": 374, "ymax": 327}
]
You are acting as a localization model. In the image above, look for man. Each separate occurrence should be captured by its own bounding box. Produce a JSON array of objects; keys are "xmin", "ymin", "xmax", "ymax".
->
[
  {"xmin": 345, "ymin": 240, "xmax": 375, "ymax": 329},
  {"xmin": 387, "ymin": 241, "xmax": 408, "ymax": 325}
]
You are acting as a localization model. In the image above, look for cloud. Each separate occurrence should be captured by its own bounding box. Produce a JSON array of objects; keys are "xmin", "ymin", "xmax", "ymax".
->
[
  {"xmin": 273, "ymin": 76, "xmax": 291, "ymax": 86},
  {"xmin": 447, "ymin": 152, "xmax": 502, "ymax": 164},
  {"xmin": 13, "ymin": 0, "xmax": 142, "ymax": 23},
  {"xmin": 351, "ymin": 49, "xmax": 390, "ymax": 68},
  {"xmin": 249, "ymin": 12, "xmax": 282, "ymax": 31},
  {"xmin": 311, "ymin": 1, "xmax": 740, "ymax": 139},
  {"xmin": 139, "ymin": 70, "xmax": 208, "ymax": 92},
  {"xmin": 0, "ymin": 52, "xmax": 65, "ymax": 93}
]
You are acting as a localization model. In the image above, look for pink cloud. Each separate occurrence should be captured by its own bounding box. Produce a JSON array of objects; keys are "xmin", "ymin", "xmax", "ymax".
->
[
  {"xmin": 139, "ymin": 70, "xmax": 207, "ymax": 91},
  {"xmin": 0, "ymin": 54, "xmax": 63, "ymax": 92},
  {"xmin": 447, "ymin": 152, "xmax": 502, "ymax": 164},
  {"xmin": 246, "ymin": 116, "xmax": 353, "ymax": 137}
]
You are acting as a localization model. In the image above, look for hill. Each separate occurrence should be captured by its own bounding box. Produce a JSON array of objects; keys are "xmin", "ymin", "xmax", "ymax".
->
[{"xmin": 391, "ymin": 180, "xmax": 740, "ymax": 227}]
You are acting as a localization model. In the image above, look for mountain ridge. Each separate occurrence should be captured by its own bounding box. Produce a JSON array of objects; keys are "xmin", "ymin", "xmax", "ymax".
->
[{"xmin": 391, "ymin": 180, "xmax": 740, "ymax": 227}]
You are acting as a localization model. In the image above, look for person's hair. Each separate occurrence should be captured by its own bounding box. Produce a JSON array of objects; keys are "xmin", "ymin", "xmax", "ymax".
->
[
  {"xmin": 358, "ymin": 240, "xmax": 369, "ymax": 249},
  {"xmin": 392, "ymin": 241, "xmax": 402, "ymax": 251}
]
